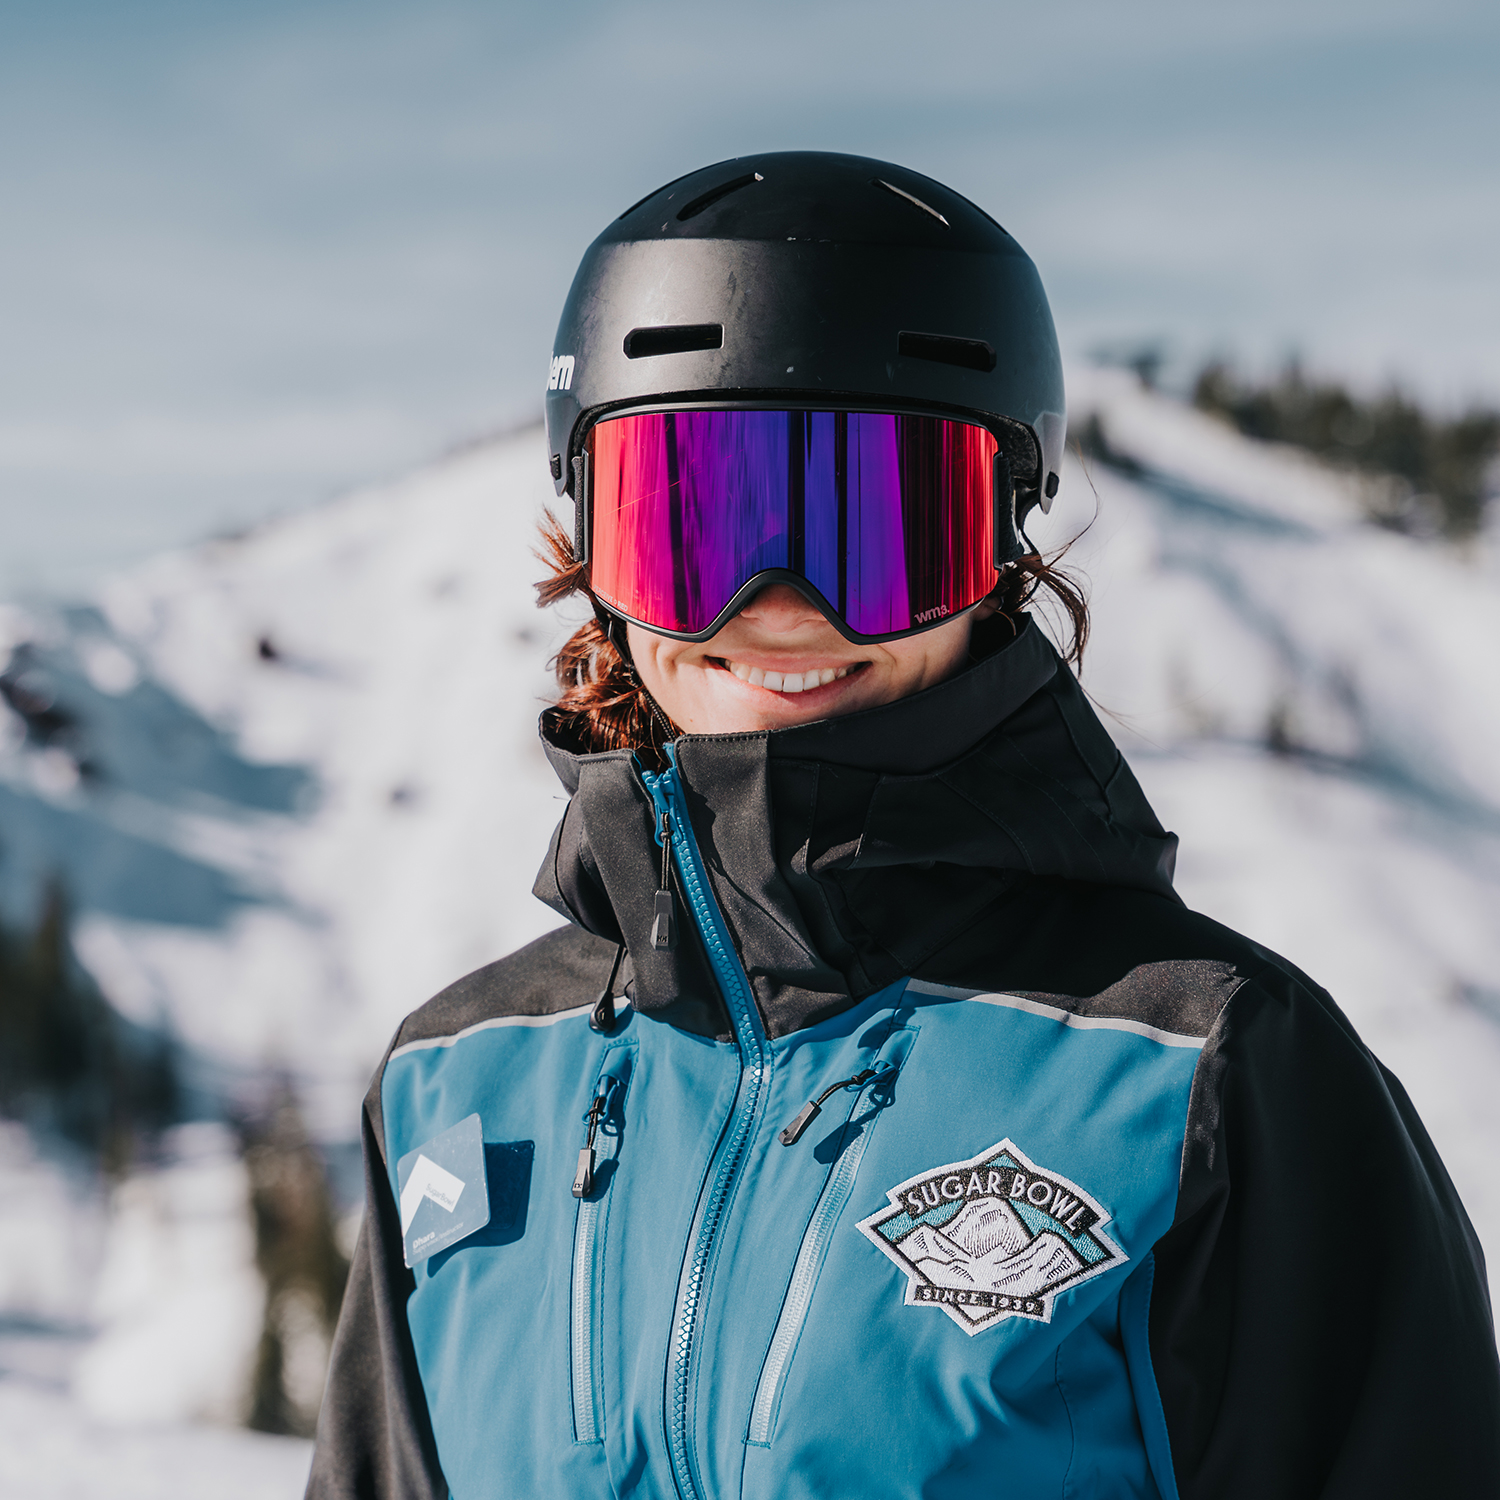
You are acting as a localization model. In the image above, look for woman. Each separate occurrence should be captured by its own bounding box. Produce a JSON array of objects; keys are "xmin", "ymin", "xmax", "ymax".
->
[{"xmin": 309, "ymin": 153, "xmax": 1498, "ymax": 1499}]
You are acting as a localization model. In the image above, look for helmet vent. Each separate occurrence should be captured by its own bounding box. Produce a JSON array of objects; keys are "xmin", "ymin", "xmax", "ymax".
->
[
  {"xmin": 871, "ymin": 178, "xmax": 949, "ymax": 226},
  {"xmin": 898, "ymin": 330, "xmax": 996, "ymax": 373},
  {"xmin": 624, "ymin": 324, "xmax": 725, "ymax": 359},
  {"xmin": 676, "ymin": 172, "xmax": 764, "ymax": 222}
]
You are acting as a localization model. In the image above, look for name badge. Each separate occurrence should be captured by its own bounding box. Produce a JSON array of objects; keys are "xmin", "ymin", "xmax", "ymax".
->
[{"xmin": 397, "ymin": 1113, "xmax": 491, "ymax": 1267}]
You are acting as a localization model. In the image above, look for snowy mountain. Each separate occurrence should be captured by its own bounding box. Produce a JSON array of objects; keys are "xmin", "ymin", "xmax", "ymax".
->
[
  {"xmin": 4, "ymin": 369, "xmax": 1494, "ymax": 1172},
  {"xmin": 2, "ymin": 431, "xmax": 581, "ymax": 1136},
  {"xmin": 900, "ymin": 1221, "xmax": 973, "ymax": 1272},
  {"xmin": 944, "ymin": 1198, "xmax": 1031, "ymax": 1261},
  {"xmin": 902, "ymin": 1202, "xmax": 1083, "ymax": 1299},
  {"xmin": 2, "ymin": 369, "xmax": 1500, "ymax": 1469}
]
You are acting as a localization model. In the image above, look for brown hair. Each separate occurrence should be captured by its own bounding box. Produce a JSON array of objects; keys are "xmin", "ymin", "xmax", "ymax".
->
[{"xmin": 535, "ymin": 512, "xmax": 1089, "ymax": 759}]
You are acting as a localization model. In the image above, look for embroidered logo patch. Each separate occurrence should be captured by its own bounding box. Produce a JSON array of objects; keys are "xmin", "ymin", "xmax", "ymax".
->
[{"xmin": 857, "ymin": 1138, "xmax": 1125, "ymax": 1333}]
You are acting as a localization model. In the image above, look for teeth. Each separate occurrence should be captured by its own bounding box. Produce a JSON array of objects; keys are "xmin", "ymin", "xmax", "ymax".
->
[{"xmin": 724, "ymin": 661, "xmax": 855, "ymax": 693}]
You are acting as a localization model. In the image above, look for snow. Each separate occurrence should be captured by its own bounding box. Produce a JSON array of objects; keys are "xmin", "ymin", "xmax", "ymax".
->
[
  {"xmin": 0, "ymin": 1383, "xmax": 311, "ymax": 1500},
  {"xmin": 1058, "ymin": 366, "xmax": 1500, "ymax": 815},
  {"xmin": 0, "ymin": 1125, "xmax": 301, "ymax": 1498},
  {"xmin": 72, "ymin": 1124, "xmax": 263, "ymax": 1429},
  {"xmin": 87, "ymin": 432, "xmax": 580, "ymax": 1128},
  {"xmin": 1, "ymin": 430, "xmax": 581, "ymax": 1139},
  {"xmin": 0, "ymin": 1127, "xmax": 103, "ymax": 1326},
  {"xmin": 1, "ymin": 370, "xmax": 1498, "ymax": 1487}
]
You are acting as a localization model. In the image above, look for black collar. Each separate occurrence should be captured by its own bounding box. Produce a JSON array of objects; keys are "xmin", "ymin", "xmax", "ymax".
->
[{"xmin": 535, "ymin": 616, "xmax": 1178, "ymax": 1038}]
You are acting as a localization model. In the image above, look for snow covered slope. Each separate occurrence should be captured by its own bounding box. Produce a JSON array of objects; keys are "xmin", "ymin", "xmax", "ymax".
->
[
  {"xmin": 2, "ymin": 376, "xmax": 1499, "ymax": 1288},
  {"xmin": 0, "ymin": 1379, "xmax": 311, "ymax": 1500},
  {"xmin": 2, "ymin": 430, "xmax": 581, "ymax": 1135}
]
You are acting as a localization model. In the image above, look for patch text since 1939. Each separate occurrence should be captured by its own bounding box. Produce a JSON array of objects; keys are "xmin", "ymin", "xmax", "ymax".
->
[{"xmin": 857, "ymin": 1137, "xmax": 1125, "ymax": 1334}]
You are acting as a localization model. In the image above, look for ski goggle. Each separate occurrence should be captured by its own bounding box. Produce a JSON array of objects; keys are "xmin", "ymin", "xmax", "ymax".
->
[{"xmin": 581, "ymin": 407, "xmax": 1015, "ymax": 642}]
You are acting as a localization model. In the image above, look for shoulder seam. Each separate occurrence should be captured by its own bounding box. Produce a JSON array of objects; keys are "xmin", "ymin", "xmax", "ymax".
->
[
  {"xmin": 1200, "ymin": 956, "xmax": 1311, "ymax": 1037},
  {"xmin": 904, "ymin": 978, "xmax": 1207, "ymax": 1050},
  {"xmin": 388, "ymin": 996, "xmax": 627, "ymax": 1060}
]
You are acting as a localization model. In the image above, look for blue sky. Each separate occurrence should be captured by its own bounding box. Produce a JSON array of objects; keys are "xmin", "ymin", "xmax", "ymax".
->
[{"xmin": 1, "ymin": 0, "xmax": 1496, "ymax": 595}]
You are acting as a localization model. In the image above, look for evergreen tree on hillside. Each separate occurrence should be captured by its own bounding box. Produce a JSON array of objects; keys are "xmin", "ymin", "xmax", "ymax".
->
[
  {"xmin": 240, "ymin": 1083, "xmax": 352, "ymax": 1436},
  {"xmin": 1193, "ymin": 360, "xmax": 1500, "ymax": 539},
  {"xmin": 0, "ymin": 883, "xmax": 178, "ymax": 1171}
]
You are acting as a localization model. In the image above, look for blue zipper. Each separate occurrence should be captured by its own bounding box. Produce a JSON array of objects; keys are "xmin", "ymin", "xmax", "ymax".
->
[
  {"xmin": 747, "ymin": 1022, "xmax": 918, "ymax": 1446},
  {"xmin": 571, "ymin": 1050, "xmax": 634, "ymax": 1445},
  {"xmin": 642, "ymin": 752, "xmax": 769, "ymax": 1500}
]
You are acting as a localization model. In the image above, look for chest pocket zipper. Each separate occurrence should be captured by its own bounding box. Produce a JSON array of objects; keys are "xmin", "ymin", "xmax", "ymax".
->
[
  {"xmin": 570, "ymin": 1045, "xmax": 635, "ymax": 1445},
  {"xmin": 747, "ymin": 1022, "xmax": 920, "ymax": 1447}
]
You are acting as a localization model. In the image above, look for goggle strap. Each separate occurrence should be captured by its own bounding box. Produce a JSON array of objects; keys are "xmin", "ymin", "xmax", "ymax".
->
[
  {"xmin": 572, "ymin": 451, "xmax": 591, "ymax": 565},
  {"xmin": 994, "ymin": 452, "xmax": 1024, "ymax": 567},
  {"xmin": 591, "ymin": 596, "xmax": 630, "ymax": 662}
]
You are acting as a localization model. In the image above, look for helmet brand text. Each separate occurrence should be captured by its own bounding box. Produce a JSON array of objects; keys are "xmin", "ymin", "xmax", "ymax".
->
[{"xmin": 548, "ymin": 355, "xmax": 576, "ymax": 392}]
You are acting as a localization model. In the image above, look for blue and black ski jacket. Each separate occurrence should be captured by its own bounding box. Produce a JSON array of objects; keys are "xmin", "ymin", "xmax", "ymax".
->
[{"xmin": 309, "ymin": 616, "xmax": 1499, "ymax": 1499}]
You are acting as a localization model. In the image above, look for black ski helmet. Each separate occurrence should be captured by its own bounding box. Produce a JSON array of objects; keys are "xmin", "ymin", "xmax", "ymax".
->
[{"xmin": 546, "ymin": 150, "xmax": 1065, "ymax": 567}]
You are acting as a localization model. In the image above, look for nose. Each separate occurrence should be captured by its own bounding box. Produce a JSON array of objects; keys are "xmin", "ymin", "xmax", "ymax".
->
[{"xmin": 734, "ymin": 583, "xmax": 827, "ymax": 633}]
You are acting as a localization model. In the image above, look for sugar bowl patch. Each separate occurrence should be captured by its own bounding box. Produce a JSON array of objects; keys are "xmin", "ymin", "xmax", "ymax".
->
[{"xmin": 857, "ymin": 1138, "xmax": 1125, "ymax": 1334}]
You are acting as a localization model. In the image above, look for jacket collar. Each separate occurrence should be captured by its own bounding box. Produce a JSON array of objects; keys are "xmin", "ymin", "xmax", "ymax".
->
[{"xmin": 534, "ymin": 616, "xmax": 1179, "ymax": 1039}]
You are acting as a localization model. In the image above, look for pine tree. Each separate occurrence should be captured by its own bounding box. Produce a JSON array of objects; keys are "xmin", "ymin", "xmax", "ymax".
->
[{"xmin": 0, "ymin": 882, "xmax": 177, "ymax": 1170}]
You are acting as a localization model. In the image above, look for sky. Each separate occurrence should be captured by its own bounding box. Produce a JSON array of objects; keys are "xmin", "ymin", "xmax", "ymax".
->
[{"xmin": 0, "ymin": 0, "xmax": 1496, "ymax": 597}]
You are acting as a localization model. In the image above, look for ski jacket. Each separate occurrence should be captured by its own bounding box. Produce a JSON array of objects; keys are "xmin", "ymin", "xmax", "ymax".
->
[{"xmin": 308, "ymin": 615, "xmax": 1499, "ymax": 1500}]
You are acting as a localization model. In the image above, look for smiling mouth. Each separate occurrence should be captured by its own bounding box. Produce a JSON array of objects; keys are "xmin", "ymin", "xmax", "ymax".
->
[{"xmin": 715, "ymin": 659, "xmax": 865, "ymax": 695}]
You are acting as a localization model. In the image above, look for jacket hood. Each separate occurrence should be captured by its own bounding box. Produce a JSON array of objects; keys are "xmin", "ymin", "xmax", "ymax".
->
[{"xmin": 533, "ymin": 615, "xmax": 1178, "ymax": 1039}]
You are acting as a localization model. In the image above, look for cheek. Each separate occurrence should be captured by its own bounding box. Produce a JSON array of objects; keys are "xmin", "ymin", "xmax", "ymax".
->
[
  {"xmin": 627, "ymin": 628, "xmax": 699, "ymax": 721},
  {"xmin": 888, "ymin": 618, "xmax": 973, "ymax": 689}
]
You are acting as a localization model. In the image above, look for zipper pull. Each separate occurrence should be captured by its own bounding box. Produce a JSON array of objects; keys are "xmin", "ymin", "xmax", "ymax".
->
[
  {"xmin": 572, "ymin": 1145, "xmax": 596, "ymax": 1199},
  {"xmin": 778, "ymin": 1098, "xmax": 827, "ymax": 1148},
  {"xmin": 779, "ymin": 1062, "xmax": 892, "ymax": 1147},
  {"xmin": 590, "ymin": 942, "xmax": 627, "ymax": 1033},
  {"xmin": 651, "ymin": 808, "xmax": 676, "ymax": 951},
  {"xmin": 572, "ymin": 1076, "xmax": 619, "ymax": 1197},
  {"xmin": 651, "ymin": 890, "xmax": 676, "ymax": 950}
]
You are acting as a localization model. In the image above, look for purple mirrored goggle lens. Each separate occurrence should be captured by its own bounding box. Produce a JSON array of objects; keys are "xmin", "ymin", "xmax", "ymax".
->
[{"xmin": 586, "ymin": 409, "xmax": 1000, "ymax": 639}]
